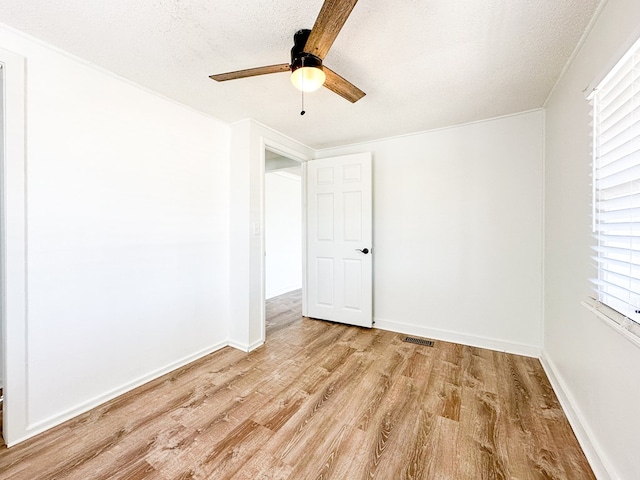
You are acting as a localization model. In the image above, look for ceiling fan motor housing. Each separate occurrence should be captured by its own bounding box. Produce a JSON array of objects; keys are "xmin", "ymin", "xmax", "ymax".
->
[{"xmin": 290, "ymin": 29, "xmax": 323, "ymax": 72}]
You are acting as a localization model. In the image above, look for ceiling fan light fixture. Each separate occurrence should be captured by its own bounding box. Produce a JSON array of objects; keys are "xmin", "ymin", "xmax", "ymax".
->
[
  {"xmin": 210, "ymin": 9, "xmax": 366, "ymax": 103},
  {"xmin": 291, "ymin": 65, "xmax": 326, "ymax": 92}
]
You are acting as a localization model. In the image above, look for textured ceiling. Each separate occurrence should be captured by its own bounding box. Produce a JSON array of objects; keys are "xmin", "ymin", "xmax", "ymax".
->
[{"xmin": 0, "ymin": 0, "xmax": 601, "ymax": 149}]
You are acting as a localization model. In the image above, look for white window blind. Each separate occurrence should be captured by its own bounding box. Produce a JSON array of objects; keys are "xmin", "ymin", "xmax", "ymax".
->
[{"xmin": 592, "ymin": 36, "xmax": 640, "ymax": 326}]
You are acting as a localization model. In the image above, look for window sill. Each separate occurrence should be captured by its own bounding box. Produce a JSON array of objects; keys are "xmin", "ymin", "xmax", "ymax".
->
[{"xmin": 581, "ymin": 298, "xmax": 640, "ymax": 349}]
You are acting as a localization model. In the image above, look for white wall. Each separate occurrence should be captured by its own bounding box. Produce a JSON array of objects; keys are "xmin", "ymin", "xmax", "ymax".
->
[
  {"xmin": 0, "ymin": 63, "xmax": 4, "ymax": 390},
  {"xmin": 543, "ymin": 1, "xmax": 640, "ymax": 478},
  {"xmin": 5, "ymin": 11, "xmax": 638, "ymax": 480},
  {"xmin": 265, "ymin": 171, "xmax": 302, "ymax": 299},
  {"xmin": 317, "ymin": 110, "xmax": 544, "ymax": 356},
  {"xmin": 0, "ymin": 26, "xmax": 231, "ymax": 445}
]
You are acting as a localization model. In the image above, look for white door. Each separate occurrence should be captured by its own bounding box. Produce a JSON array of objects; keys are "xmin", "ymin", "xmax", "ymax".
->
[{"xmin": 306, "ymin": 152, "xmax": 372, "ymax": 327}]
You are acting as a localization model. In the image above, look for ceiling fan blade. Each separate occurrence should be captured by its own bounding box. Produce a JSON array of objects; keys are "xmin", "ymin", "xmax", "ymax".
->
[
  {"xmin": 323, "ymin": 67, "xmax": 365, "ymax": 103},
  {"xmin": 209, "ymin": 63, "xmax": 290, "ymax": 82},
  {"xmin": 304, "ymin": 0, "xmax": 359, "ymax": 60}
]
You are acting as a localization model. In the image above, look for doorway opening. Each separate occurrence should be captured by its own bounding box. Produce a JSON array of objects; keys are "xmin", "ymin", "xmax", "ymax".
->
[{"xmin": 264, "ymin": 148, "xmax": 303, "ymax": 339}]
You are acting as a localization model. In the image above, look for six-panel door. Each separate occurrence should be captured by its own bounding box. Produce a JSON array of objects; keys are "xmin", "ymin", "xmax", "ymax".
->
[{"xmin": 306, "ymin": 152, "xmax": 372, "ymax": 327}]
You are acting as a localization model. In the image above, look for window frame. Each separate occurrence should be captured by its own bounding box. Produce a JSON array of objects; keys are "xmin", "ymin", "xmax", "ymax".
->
[{"xmin": 589, "ymin": 34, "xmax": 640, "ymax": 341}]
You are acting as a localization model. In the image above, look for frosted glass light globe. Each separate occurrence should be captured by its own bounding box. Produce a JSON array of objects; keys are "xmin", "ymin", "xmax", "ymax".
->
[{"xmin": 291, "ymin": 66, "xmax": 326, "ymax": 92}]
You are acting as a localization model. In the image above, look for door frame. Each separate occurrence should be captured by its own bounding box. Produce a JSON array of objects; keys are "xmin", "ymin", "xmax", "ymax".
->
[
  {"xmin": 0, "ymin": 46, "xmax": 27, "ymax": 446},
  {"xmin": 260, "ymin": 139, "xmax": 310, "ymax": 339}
]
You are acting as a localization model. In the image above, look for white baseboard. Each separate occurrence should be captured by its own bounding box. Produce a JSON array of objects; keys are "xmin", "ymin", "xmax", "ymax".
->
[
  {"xmin": 10, "ymin": 341, "xmax": 228, "ymax": 447},
  {"xmin": 227, "ymin": 338, "xmax": 264, "ymax": 353},
  {"xmin": 539, "ymin": 352, "xmax": 616, "ymax": 480},
  {"xmin": 373, "ymin": 317, "xmax": 541, "ymax": 358}
]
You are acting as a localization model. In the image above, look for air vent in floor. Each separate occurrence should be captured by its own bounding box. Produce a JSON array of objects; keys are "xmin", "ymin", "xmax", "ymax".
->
[{"xmin": 403, "ymin": 336, "xmax": 434, "ymax": 347}]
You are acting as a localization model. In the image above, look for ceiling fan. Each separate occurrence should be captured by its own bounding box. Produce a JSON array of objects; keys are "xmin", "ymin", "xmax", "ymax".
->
[{"xmin": 209, "ymin": 0, "xmax": 366, "ymax": 104}]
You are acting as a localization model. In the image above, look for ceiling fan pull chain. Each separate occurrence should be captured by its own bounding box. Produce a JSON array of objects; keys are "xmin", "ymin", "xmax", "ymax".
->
[{"xmin": 300, "ymin": 56, "xmax": 306, "ymax": 115}]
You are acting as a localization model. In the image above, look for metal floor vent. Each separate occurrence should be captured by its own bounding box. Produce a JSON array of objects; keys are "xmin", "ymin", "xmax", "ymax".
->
[{"xmin": 403, "ymin": 336, "xmax": 434, "ymax": 347}]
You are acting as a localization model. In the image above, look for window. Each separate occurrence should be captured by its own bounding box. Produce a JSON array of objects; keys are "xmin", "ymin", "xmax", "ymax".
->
[{"xmin": 591, "ymin": 36, "xmax": 640, "ymax": 328}]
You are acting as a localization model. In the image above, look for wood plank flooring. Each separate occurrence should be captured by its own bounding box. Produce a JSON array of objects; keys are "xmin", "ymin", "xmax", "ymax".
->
[{"xmin": 0, "ymin": 289, "xmax": 594, "ymax": 479}]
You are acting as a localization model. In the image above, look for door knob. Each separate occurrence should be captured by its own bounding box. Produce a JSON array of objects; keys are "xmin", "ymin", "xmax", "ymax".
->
[{"xmin": 356, "ymin": 248, "xmax": 369, "ymax": 254}]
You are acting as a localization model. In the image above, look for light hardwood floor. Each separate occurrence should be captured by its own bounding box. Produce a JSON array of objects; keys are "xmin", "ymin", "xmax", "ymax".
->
[{"xmin": 0, "ymin": 290, "xmax": 594, "ymax": 479}]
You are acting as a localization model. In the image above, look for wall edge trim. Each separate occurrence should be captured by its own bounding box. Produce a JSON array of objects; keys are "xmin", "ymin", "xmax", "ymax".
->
[
  {"xmin": 228, "ymin": 339, "xmax": 264, "ymax": 353},
  {"xmin": 542, "ymin": 0, "xmax": 611, "ymax": 108},
  {"xmin": 373, "ymin": 317, "xmax": 541, "ymax": 358},
  {"xmin": 7, "ymin": 341, "xmax": 228, "ymax": 447},
  {"xmin": 0, "ymin": 21, "xmax": 231, "ymax": 128},
  {"xmin": 314, "ymin": 108, "xmax": 544, "ymax": 153},
  {"xmin": 539, "ymin": 351, "xmax": 616, "ymax": 480}
]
